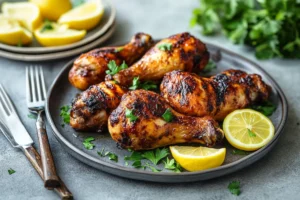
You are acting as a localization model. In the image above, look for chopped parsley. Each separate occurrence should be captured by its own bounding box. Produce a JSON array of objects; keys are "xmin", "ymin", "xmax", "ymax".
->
[
  {"xmin": 97, "ymin": 148, "xmax": 105, "ymax": 157},
  {"xmin": 60, "ymin": 105, "xmax": 71, "ymax": 125},
  {"xmin": 105, "ymin": 151, "xmax": 118, "ymax": 162},
  {"xmin": 83, "ymin": 137, "xmax": 95, "ymax": 150},
  {"xmin": 40, "ymin": 20, "xmax": 54, "ymax": 33},
  {"xmin": 228, "ymin": 181, "xmax": 241, "ymax": 196},
  {"xmin": 158, "ymin": 43, "xmax": 172, "ymax": 51},
  {"xmin": 203, "ymin": 60, "xmax": 217, "ymax": 73},
  {"xmin": 145, "ymin": 163, "xmax": 161, "ymax": 172},
  {"xmin": 248, "ymin": 129, "xmax": 256, "ymax": 137},
  {"xmin": 105, "ymin": 60, "xmax": 128, "ymax": 75},
  {"xmin": 142, "ymin": 148, "xmax": 169, "ymax": 165},
  {"xmin": 163, "ymin": 157, "xmax": 182, "ymax": 172},
  {"xmin": 251, "ymin": 101, "xmax": 276, "ymax": 116},
  {"xmin": 125, "ymin": 108, "xmax": 138, "ymax": 122},
  {"xmin": 162, "ymin": 108, "xmax": 173, "ymax": 122},
  {"xmin": 129, "ymin": 77, "xmax": 157, "ymax": 91},
  {"xmin": 27, "ymin": 113, "xmax": 37, "ymax": 119},
  {"xmin": 232, "ymin": 149, "xmax": 249, "ymax": 155},
  {"xmin": 115, "ymin": 47, "xmax": 124, "ymax": 52},
  {"xmin": 8, "ymin": 168, "xmax": 16, "ymax": 175}
]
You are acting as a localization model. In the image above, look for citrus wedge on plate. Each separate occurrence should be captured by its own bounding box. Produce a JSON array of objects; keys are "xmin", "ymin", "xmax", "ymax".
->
[
  {"xmin": 34, "ymin": 23, "xmax": 86, "ymax": 47},
  {"xmin": 0, "ymin": 16, "xmax": 32, "ymax": 45},
  {"xmin": 58, "ymin": 0, "xmax": 105, "ymax": 30},
  {"xmin": 223, "ymin": 109, "xmax": 275, "ymax": 151},
  {"xmin": 29, "ymin": 0, "xmax": 72, "ymax": 21},
  {"xmin": 1, "ymin": 2, "xmax": 42, "ymax": 31},
  {"xmin": 170, "ymin": 146, "xmax": 226, "ymax": 172}
]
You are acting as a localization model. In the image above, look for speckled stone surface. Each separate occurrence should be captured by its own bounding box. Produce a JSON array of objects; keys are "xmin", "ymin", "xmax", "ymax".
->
[{"xmin": 0, "ymin": 0, "xmax": 299, "ymax": 199}]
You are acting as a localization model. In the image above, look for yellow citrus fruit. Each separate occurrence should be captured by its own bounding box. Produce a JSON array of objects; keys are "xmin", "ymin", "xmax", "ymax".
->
[
  {"xmin": 0, "ymin": 16, "xmax": 32, "ymax": 45},
  {"xmin": 223, "ymin": 109, "xmax": 275, "ymax": 151},
  {"xmin": 29, "ymin": 0, "xmax": 72, "ymax": 21},
  {"xmin": 1, "ymin": 2, "xmax": 42, "ymax": 31},
  {"xmin": 34, "ymin": 22, "xmax": 86, "ymax": 47},
  {"xmin": 170, "ymin": 146, "xmax": 226, "ymax": 172},
  {"xmin": 58, "ymin": 0, "xmax": 105, "ymax": 30}
]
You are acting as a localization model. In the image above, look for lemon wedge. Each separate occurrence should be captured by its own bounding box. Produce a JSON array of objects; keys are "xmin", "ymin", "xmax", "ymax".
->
[
  {"xmin": 170, "ymin": 146, "xmax": 226, "ymax": 172},
  {"xmin": 0, "ymin": 16, "xmax": 32, "ymax": 45},
  {"xmin": 1, "ymin": 2, "xmax": 42, "ymax": 31},
  {"xmin": 223, "ymin": 109, "xmax": 275, "ymax": 151},
  {"xmin": 29, "ymin": 0, "xmax": 72, "ymax": 21},
  {"xmin": 34, "ymin": 22, "xmax": 86, "ymax": 47},
  {"xmin": 58, "ymin": 0, "xmax": 104, "ymax": 30}
]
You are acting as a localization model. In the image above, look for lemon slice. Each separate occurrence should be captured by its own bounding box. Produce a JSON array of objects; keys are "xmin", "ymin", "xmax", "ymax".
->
[
  {"xmin": 1, "ymin": 2, "xmax": 42, "ymax": 31},
  {"xmin": 58, "ymin": 0, "xmax": 104, "ymax": 30},
  {"xmin": 170, "ymin": 146, "xmax": 226, "ymax": 172},
  {"xmin": 29, "ymin": 0, "xmax": 72, "ymax": 21},
  {"xmin": 0, "ymin": 16, "xmax": 32, "ymax": 45},
  {"xmin": 34, "ymin": 23, "xmax": 86, "ymax": 47},
  {"xmin": 223, "ymin": 109, "xmax": 275, "ymax": 151}
]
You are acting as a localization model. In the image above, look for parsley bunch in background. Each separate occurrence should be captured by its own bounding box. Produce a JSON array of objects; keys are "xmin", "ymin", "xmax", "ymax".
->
[{"xmin": 190, "ymin": 0, "xmax": 300, "ymax": 59}]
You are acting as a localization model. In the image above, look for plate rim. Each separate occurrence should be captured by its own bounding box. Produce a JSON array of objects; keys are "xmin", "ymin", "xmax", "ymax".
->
[
  {"xmin": 0, "ymin": 0, "xmax": 116, "ymax": 54},
  {"xmin": 45, "ymin": 42, "xmax": 288, "ymax": 182}
]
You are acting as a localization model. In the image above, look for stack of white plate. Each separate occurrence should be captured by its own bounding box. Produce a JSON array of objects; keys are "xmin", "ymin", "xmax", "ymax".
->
[{"xmin": 0, "ymin": 0, "xmax": 116, "ymax": 61}]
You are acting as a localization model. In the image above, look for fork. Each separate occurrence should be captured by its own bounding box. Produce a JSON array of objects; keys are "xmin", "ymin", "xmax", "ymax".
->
[{"xmin": 26, "ymin": 66, "xmax": 60, "ymax": 188}]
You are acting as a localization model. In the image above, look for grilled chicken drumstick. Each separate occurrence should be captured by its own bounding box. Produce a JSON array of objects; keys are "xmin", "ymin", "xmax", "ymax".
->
[
  {"xmin": 70, "ymin": 81, "xmax": 127, "ymax": 132},
  {"xmin": 108, "ymin": 32, "xmax": 209, "ymax": 86},
  {"xmin": 69, "ymin": 33, "xmax": 154, "ymax": 90},
  {"xmin": 160, "ymin": 70, "xmax": 271, "ymax": 121},
  {"xmin": 108, "ymin": 90, "xmax": 224, "ymax": 150}
]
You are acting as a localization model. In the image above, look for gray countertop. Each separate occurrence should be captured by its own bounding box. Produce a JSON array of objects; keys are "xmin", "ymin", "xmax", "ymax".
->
[{"xmin": 0, "ymin": 0, "xmax": 300, "ymax": 199}]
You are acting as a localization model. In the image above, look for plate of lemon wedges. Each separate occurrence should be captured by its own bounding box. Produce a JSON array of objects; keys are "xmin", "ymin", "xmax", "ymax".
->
[{"xmin": 0, "ymin": 0, "xmax": 115, "ymax": 61}]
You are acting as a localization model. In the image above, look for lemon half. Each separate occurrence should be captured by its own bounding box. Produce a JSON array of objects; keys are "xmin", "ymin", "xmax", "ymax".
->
[
  {"xmin": 170, "ymin": 146, "xmax": 226, "ymax": 172},
  {"xmin": 223, "ymin": 109, "xmax": 275, "ymax": 151},
  {"xmin": 58, "ymin": 0, "xmax": 104, "ymax": 30}
]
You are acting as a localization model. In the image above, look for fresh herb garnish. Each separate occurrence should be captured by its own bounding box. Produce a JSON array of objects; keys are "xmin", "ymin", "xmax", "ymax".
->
[
  {"xmin": 228, "ymin": 181, "xmax": 241, "ymax": 196},
  {"xmin": 163, "ymin": 157, "xmax": 182, "ymax": 172},
  {"xmin": 129, "ymin": 77, "xmax": 157, "ymax": 91},
  {"xmin": 247, "ymin": 129, "xmax": 256, "ymax": 137},
  {"xmin": 203, "ymin": 60, "xmax": 217, "ymax": 73},
  {"xmin": 105, "ymin": 60, "xmax": 128, "ymax": 75},
  {"xmin": 105, "ymin": 151, "xmax": 118, "ymax": 162},
  {"xmin": 27, "ymin": 113, "xmax": 37, "ymax": 119},
  {"xmin": 158, "ymin": 43, "xmax": 172, "ymax": 51},
  {"xmin": 142, "ymin": 148, "xmax": 169, "ymax": 165},
  {"xmin": 83, "ymin": 137, "xmax": 95, "ymax": 150},
  {"xmin": 8, "ymin": 168, "xmax": 15, "ymax": 175},
  {"xmin": 190, "ymin": 0, "xmax": 300, "ymax": 59},
  {"xmin": 60, "ymin": 105, "xmax": 71, "ymax": 125},
  {"xmin": 73, "ymin": 0, "xmax": 85, "ymax": 8},
  {"xmin": 97, "ymin": 147, "xmax": 105, "ymax": 157},
  {"xmin": 125, "ymin": 108, "xmax": 138, "ymax": 122},
  {"xmin": 115, "ymin": 47, "xmax": 124, "ymax": 52},
  {"xmin": 232, "ymin": 149, "xmax": 249, "ymax": 155},
  {"xmin": 162, "ymin": 108, "xmax": 173, "ymax": 122},
  {"xmin": 40, "ymin": 20, "xmax": 54, "ymax": 33},
  {"xmin": 251, "ymin": 101, "xmax": 276, "ymax": 116},
  {"xmin": 145, "ymin": 163, "xmax": 161, "ymax": 172}
]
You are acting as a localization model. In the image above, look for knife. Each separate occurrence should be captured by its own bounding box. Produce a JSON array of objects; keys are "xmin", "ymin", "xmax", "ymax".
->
[{"xmin": 0, "ymin": 84, "xmax": 73, "ymax": 199}]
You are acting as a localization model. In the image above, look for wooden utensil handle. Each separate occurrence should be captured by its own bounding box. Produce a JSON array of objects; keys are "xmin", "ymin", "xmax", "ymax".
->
[
  {"xmin": 36, "ymin": 111, "xmax": 60, "ymax": 188},
  {"xmin": 23, "ymin": 146, "xmax": 73, "ymax": 199}
]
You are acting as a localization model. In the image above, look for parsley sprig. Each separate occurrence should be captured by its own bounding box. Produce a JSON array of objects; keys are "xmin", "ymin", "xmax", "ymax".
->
[
  {"xmin": 129, "ymin": 77, "xmax": 157, "ymax": 91},
  {"xmin": 228, "ymin": 181, "xmax": 241, "ymax": 196},
  {"xmin": 8, "ymin": 168, "xmax": 16, "ymax": 175},
  {"xmin": 158, "ymin": 43, "xmax": 172, "ymax": 51},
  {"xmin": 83, "ymin": 137, "xmax": 95, "ymax": 150},
  {"xmin": 162, "ymin": 108, "xmax": 173, "ymax": 122},
  {"xmin": 203, "ymin": 60, "xmax": 217, "ymax": 73},
  {"xmin": 60, "ymin": 105, "xmax": 71, "ymax": 126},
  {"xmin": 125, "ymin": 108, "xmax": 138, "ymax": 122},
  {"xmin": 251, "ymin": 101, "xmax": 276, "ymax": 116},
  {"xmin": 105, "ymin": 60, "xmax": 128, "ymax": 75},
  {"xmin": 247, "ymin": 129, "xmax": 256, "ymax": 137},
  {"xmin": 40, "ymin": 20, "xmax": 54, "ymax": 33}
]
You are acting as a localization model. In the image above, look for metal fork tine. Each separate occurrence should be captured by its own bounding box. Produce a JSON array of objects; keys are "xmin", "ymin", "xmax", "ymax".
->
[
  {"xmin": 0, "ymin": 84, "xmax": 13, "ymax": 113},
  {"xmin": 29, "ymin": 66, "xmax": 37, "ymax": 102},
  {"xmin": 35, "ymin": 66, "xmax": 42, "ymax": 101},
  {"xmin": 40, "ymin": 66, "xmax": 47, "ymax": 99},
  {"xmin": 26, "ymin": 67, "xmax": 31, "ymax": 104}
]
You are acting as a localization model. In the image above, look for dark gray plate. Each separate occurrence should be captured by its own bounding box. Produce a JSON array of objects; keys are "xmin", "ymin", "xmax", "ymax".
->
[{"xmin": 45, "ymin": 43, "xmax": 288, "ymax": 183}]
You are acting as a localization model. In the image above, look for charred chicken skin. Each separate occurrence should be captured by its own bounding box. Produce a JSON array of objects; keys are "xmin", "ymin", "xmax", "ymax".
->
[
  {"xmin": 108, "ymin": 90, "xmax": 224, "ymax": 150},
  {"xmin": 69, "ymin": 33, "xmax": 154, "ymax": 90},
  {"xmin": 160, "ymin": 70, "xmax": 271, "ymax": 121},
  {"xmin": 70, "ymin": 81, "xmax": 127, "ymax": 132},
  {"xmin": 108, "ymin": 32, "xmax": 209, "ymax": 86}
]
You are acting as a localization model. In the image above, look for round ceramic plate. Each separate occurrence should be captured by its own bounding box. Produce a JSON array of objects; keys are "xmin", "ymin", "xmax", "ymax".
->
[
  {"xmin": 0, "ymin": 22, "xmax": 116, "ymax": 61},
  {"xmin": 46, "ymin": 43, "xmax": 288, "ymax": 183},
  {"xmin": 0, "ymin": 0, "xmax": 116, "ymax": 54}
]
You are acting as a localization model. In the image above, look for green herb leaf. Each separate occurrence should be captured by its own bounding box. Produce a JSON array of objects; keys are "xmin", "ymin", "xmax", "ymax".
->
[
  {"xmin": 248, "ymin": 129, "xmax": 256, "ymax": 137},
  {"xmin": 27, "ymin": 113, "xmax": 37, "ymax": 119},
  {"xmin": 8, "ymin": 168, "xmax": 15, "ymax": 175},
  {"xmin": 129, "ymin": 77, "xmax": 140, "ymax": 90},
  {"xmin": 232, "ymin": 149, "xmax": 249, "ymax": 155},
  {"xmin": 158, "ymin": 43, "xmax": 172, "ymax": 51},
  {"xmin": 124, "ymin": 151, "xmax": 143, "ymax": 161},
  {"xmin": 115, "ymin": 47, "xmax": 124, "ymax": 52},
  {"xmin": 251, "ymin": 101, "xmax": 276, "ymax": 116},
  {"xmin": 164, "ymin": 157, "xmax": 182, "ymax": 172},
  {"xmin": 142, "ymin": 148, "xmax": 169, "ymax": 165},
  {"xmin": 129, "ymin": 77, "xmax": 157, "ymax": 91},
  {"xmin": 145, "ymin": 163, "xmax": 161, "ymax": 172},
  {"xmin": 97, "ymin": 148, "xmax": 105, "ymax": 157},
  {"xmin": 83, "ymin": 137, "xmax": 95, "ymax": 150},
  {"xmin": 203, "ymin": 60, "xmax": 217, "ymax": 73},
  {"xmin": 105, "ymin": 60, "xmax": 128, "ymax": 75},
  {"xmin": 40, "ymin": 20, "xmax": 54, "ymax": 33},
  {"xmin": 105, "ymin": 152, "xmax": 118, "ymax": 162},
  {"xmin": 162, "ymin": 108, "xmax": 173, "ymax": 122},
  {"xmin": 60, "ymin": 105, "xmax": 71, "ymax": 125},
  {"xmin": 125, "ymin": 108, "xmax": 138, "ymax": 122},
  {"xmin": 228, "ymin": 181, "xmax": 241, "ymax": 196}
]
